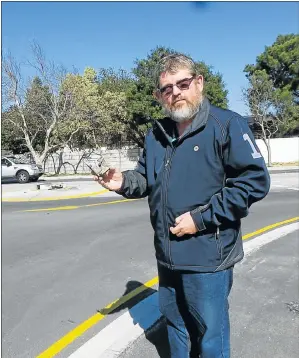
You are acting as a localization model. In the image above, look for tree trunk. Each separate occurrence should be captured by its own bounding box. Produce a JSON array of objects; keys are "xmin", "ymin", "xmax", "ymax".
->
[
  {"xmin": 75, "ymin": 150, "xmax": 92, "ymax": 174},
  {"xmin": 23, "ymin": 133, "xmax": 43, "ymax": 165},
  {"xmin": 55, "ymin": 151, "xmax": 64, "ymax": 175},
  {"xmin": 263, "ymin": 137, "xmax": 272, "ymax": 167},
  {"xmin": 267, "ymin": 137, "xmax": 272, "ymax": 167},
  {"xmin": 31, "ymin": 152, "xmax": 43, "ymax": 166}
]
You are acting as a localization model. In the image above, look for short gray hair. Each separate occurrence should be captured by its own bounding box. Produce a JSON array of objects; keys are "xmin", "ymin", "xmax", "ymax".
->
[{"xmin": 154, "ymin": 53, "xmax": 197, "ymax": 89}]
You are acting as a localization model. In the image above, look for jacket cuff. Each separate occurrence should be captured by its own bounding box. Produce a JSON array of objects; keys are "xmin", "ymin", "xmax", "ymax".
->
[
  {"xmin": 190, "ymin": 208, "xmax": 206, "ymax": 232},
  {"xmin": 115, "ymin": 172, "xmax": 126, "ymax": 194}
]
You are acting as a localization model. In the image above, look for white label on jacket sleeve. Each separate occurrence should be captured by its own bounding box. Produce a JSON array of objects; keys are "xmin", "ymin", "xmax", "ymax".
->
[{"xmin": 243, "ymin": 133, "xmax": 262, "ymax": 159}]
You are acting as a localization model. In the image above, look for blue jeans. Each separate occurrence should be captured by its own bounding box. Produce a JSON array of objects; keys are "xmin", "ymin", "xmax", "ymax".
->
[{"xmin": 158, "ymin": 265, "xmax": 234, "ymax": 358}]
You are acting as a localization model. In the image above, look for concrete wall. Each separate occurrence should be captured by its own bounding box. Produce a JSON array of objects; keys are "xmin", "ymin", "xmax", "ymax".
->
[
  {"xmin": 43, "ymin": 146, "xmax": 141, "ymax": 174},
  {"xmin": 256, "ymin": 137, "xmax": 299, "ymax": 164},
  {"xmin": 38, "ymin": 136, "xmax": 299, "ymax": 174}
]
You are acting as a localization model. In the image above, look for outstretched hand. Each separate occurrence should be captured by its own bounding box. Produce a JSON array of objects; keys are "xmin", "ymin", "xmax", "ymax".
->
[
  {"xmin": 94, "ymin": 168, "xmax": 123, "ymax": 192},
  {"xmin": 170, "ymin": 212, "xmax": 198, "ymax": 238}
]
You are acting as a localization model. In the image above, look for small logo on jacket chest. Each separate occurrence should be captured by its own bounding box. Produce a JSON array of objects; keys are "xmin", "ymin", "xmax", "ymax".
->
[{"xmin": 193, "ymin": 145, "xmax": 199, "ymax": 152}]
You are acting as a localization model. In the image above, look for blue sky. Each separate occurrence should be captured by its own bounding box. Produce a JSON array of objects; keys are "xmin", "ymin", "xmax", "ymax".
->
[{"xmin": 2, "ymin": 1, "xmax": 298, "ymax": 115}]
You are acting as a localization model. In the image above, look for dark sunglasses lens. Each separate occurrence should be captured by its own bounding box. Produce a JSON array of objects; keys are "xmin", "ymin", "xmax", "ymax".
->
[
  {"xmin": 177, "ymin": 79, "xmax": 192, "ymax": 90},
  {"xmin": 161, "ymin": 86, "xmax": 173, "ymax": 96}
]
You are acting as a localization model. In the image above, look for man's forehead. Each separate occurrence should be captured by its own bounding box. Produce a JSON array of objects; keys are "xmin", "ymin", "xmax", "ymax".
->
[{"xmin": 159, "ymin": 68, "xmax": 192, "ymax": 83}]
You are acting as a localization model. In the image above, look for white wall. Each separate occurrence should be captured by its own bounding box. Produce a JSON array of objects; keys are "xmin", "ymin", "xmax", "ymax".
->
[
  {"xmin": 43, "ymin": 146, "xmax": 141, "ymax": 174},
  {"xmin": 41, "ymin": 137, "xmax": 298, "ymax": 174},
  {"xmin": 256, "ymin": 137, "xmax": 299, "ymax": 164}
]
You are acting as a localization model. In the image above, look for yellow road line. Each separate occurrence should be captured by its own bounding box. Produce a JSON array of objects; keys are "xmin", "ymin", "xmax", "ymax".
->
[
  {"xmin": 84, "ymin": 198, "xmax": 139, "ymax": 208},
  {"xmin": 22, "ymin": 206, "xmax": 80, "ymax": 212},
  {"xmin": 37, "ymin": 216, "xmax": 299, "ymax": 357},
  {"xmin": 242, "ymin": 216, "xmax": 299, "ymax": 240},
  {"xmin": 37, "ymin": 277, "xmax": 159, "ymax": 358},
  {"xmin": 2, "ymin": 189, "xmax": 109, "ymax": 203},
  {"xmin": 17, "ymin": 198, "xmax": 139, "ymax": 212}
]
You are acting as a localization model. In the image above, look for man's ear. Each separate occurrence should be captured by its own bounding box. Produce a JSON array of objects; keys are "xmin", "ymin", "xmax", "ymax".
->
[
  {"xmin": 196, "ymin": 75, "xmax": 204, "ymax": 92},
  {"xmin": 153, "ymin": 90, "xmax": 161, "ymax": 102}
]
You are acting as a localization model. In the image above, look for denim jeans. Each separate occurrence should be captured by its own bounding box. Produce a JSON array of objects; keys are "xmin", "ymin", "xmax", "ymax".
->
[{"xmin": 158, "ymin": 265, "xmax": 234, "ymax": 358}]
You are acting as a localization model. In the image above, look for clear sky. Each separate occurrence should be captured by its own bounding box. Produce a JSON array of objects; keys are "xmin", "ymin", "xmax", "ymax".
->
[{"xmin": 2, "ymin": 1, "xmax": 298, "ymax": 115}]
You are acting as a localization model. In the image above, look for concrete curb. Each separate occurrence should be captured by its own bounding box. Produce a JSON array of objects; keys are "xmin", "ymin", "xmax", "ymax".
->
[
  {"xmin": 268, "ymin": 169, "xmax": 299, "ymax": 174},
  {"xmin": 1, "ymin": 189, "xmax": 111, "ymax": 202},
  {"xmin": 67, "ymin": 221, "xmax": 299, "ymax": 358}
]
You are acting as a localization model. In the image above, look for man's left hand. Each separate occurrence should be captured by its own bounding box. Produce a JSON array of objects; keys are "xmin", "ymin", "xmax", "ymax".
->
[{"xmin": 170, "ymin": 212, "xmax": 198, "ymax": 237}]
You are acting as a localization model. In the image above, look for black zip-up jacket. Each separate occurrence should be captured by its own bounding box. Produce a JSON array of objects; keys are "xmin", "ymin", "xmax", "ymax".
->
[{"xmin": 117, "ymin": 98, "xmax": 270, "ymax": 272}]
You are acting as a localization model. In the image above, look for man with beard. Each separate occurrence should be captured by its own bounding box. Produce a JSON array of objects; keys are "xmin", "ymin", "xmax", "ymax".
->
[{"xmin": 96, "ymin": 53, "xmax": 270, "ymax": 358}]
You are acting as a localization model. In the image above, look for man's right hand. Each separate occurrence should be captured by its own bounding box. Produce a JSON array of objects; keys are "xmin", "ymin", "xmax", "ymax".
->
[{"xmin": 94, "ymin": 168, "xmax": 123, "ymax": 191}]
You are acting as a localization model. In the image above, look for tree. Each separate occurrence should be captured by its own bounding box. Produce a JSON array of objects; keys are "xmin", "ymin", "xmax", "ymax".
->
[
  {"xmin": 195, "ymin": 62, "xmax": 228, "ymax": 108},
  {"xmin": 97, "ymin": 67, "xmax": 146, "ymax": 147},
  {"xmin": 2, "ymin": 43, "xmax": 83, "ymax": 165},
  {"xmin": 56, "ymin": 67, "xmax": 129, "ymax": 174},
  {"xmin": 62, "ymin": 67, "xmax": 127, "ymax": 149},
  {"xmin": 272, "ymin": 87, "xmax": 299, "ymax": 136},
  {"xmin": 244, "ymin": 34, "xmax": 299, "ymax": 136},
  {"xmin": 1, "ymin": 106, "xmax": 27, "ymax": 153},
  {"xmin": 243, "ymin": 70, "xmax": 282, "ymax": 166},
  {"xmin": 22, "ymin": 77, "xmax": 53, "ymax": 151}
]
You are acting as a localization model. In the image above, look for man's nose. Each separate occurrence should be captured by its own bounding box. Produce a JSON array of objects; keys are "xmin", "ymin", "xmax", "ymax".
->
[{"xmin": 172, "ymin": 85, "xmax": 181, "ymax": 96}]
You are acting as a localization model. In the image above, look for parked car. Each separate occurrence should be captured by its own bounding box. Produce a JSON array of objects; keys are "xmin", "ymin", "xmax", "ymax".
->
[{"xmin": 1, "ymin": 156, "xmax": 44, "ymax": 183}]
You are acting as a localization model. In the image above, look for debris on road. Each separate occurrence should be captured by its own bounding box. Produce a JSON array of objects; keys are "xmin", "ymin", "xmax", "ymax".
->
[{"xmin": 285, "ymin": 301, "xmax": 299, "ymax": 315}]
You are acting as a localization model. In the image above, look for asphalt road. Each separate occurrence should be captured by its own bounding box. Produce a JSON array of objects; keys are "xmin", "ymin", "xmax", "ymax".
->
[{"xmin": 1, "ymin": 176, "xmax": 299, "ymax": 358}]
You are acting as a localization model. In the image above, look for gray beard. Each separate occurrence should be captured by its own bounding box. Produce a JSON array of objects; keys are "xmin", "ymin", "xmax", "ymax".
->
[{"xmin": 163, "ymin": 103, "xmax": 200, "ymax": 123}]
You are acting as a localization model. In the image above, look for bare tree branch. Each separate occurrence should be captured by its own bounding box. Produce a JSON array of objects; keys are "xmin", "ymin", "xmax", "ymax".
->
[
  {"xmin": 2, "ymin": 43, "xmax": 75, "ymax": 165},
  {"xmin": 242, "ymin": 71, "xmax": 284, "ymax": 166},
  {"xmin": 3, "ymin": 118, "xmax": 25, "ymax": 133}
]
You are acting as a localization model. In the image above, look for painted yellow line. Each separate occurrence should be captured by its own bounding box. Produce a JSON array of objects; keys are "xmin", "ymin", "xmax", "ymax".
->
[
  {"xmin": 84, "ymin": 198, "xmax": 139, "ymax": 208},
  {"xmin": 36, "ymin": 216, "xmax": 299, "ymax": 358},
  {"xmin": 37, "ymin": 277, "xmax": 159, "ymax": 358},
  {"xmin": 22, "ymin": 206, "xmax": 80, "ymax": 212},
  {"xmin": 17, "ymin": 198, "xmax": 139, "ymax": 212},
  {"xmin": 242, "ymin": 216, "xmax": 299, "ymax": 240},
  {"xmin": 2, "ymin": 189, "xmax": 109, "ymax": 203}
]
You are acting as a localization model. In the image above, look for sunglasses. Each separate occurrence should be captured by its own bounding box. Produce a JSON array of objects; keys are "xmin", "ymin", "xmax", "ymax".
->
[{"xmin": 158, "ymin": 75, "xmax": 196, "ymax": 98}]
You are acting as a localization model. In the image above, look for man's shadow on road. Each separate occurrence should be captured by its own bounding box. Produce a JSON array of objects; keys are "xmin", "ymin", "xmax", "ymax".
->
[{"xmin": 99, "ymin": 280, "xmax": 170, "ymax": 358}]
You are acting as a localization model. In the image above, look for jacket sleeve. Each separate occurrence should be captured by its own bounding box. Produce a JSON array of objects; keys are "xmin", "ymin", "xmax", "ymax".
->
[
  {"xmin": 190, "ymin": 115, "xmax": 270, "ymax": 231},
  {"xmin": 116, "ymin": 139, "xmax": 149, "ymax": 199}
]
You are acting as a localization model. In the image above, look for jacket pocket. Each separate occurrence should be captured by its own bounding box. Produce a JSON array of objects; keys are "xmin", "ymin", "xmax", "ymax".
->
[
  {"xmin": 170, "ymin": 230, "xmax": 223, "ymax": 268},
  {"xmin": 166, "ymin": 206, "xmax": 222, "ymax": 268}
]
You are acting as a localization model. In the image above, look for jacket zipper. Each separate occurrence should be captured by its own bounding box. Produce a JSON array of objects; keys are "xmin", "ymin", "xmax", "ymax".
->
[
  {"xmin": 215, "ymin": 226, "xmax": 222, "ymax": 258},
  {"xmin": 163, "ymin": 147, "xmax": 176, "ymax": 268},
  {"xmin": 155, "ymin": 122, "xmax": 204, "ymax": 269}
]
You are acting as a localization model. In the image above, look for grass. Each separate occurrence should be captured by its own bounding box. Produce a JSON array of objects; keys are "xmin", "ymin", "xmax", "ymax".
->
[{"xmin": 270, "ymin": 161, "xmax": 299, "ymax": 167}]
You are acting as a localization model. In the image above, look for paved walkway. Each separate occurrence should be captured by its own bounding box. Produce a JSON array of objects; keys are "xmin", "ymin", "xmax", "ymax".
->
[
  {"xmin": 1, "ymin": 180, "xmax": 118, "ymax": 202},
  {"xmin": 1, "ymin": 166, "xmax": 298, "ymax": 202}
]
